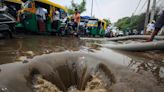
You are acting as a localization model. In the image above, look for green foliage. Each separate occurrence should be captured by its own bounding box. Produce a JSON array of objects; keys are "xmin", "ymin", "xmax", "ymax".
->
[
  {"xmin": 115, "ymin": 13, "xmax": 146, "ymax": 31},
  {"xmin": 115, "ymin": 17, "xmax": 131, "ymax": 30},
  {"xmin": 67, "ymin": 0, "xmax": 86, "ymax": 15}
]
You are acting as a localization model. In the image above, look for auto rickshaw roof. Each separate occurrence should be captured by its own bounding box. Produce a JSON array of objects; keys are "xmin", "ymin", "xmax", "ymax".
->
[
  {"xmin": 5, "ymin": 0, "xmax": 23, "ymax": 4},
  {"xmin": 98, "ymin": 19, "xmax": 106, "ymax": 23},
  {"xmin": 35, "ymin": 0, "xmax": 67, "ymax": 12},
  {"xmin": 101, "ymin": 20, "xmax": 106, "ymax": 23},
  {"xmin": 81, "ymin": 16, "xmax": 90, "ymax": 19}
]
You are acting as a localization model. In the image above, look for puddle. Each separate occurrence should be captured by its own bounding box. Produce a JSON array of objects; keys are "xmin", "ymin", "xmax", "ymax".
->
[{"xmin": 0, "ymin": 36, "xmax": 84, "ymax": 64}]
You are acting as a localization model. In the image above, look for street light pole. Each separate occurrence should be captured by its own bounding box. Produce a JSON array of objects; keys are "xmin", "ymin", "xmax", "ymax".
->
[
  {"xmin": 91, "ymin": 0, "xmax": 93, "ymax": 17},
  {"xmin": 150, "ymin": 0, "xmax": 156, "ymax": 21},
  {"xmin": 144, "ymin": 0, "xmax": 151, "ymax": 34}
]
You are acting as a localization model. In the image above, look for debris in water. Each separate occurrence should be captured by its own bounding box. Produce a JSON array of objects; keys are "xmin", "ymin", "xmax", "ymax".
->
[
  {"xmin": 24, "ymin": 51, "xmax": 35, "ymax": 56},
  {"xmin": 83, "ymin": 74, "xmax": 108, "ymax": 92},
  {"xmin": 32, "ymin": 73, "xmax": 109, "ymax": 92},
  {"xmin": 22, "ymin": 60, "xmax": 29, "ymax": 64},
  {"xmin": 1, "ymin": 87, "xmax": 8, "ymax": 92},
  {"xmin": 33, "ymin": 75, "xmax": 62, "ymax": 92},
  {"xmin": 16, "ymin": 56, "xmax": 27, "ymax": 61}
]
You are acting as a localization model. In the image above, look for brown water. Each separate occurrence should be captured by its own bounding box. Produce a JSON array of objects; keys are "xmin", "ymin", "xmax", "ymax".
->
[
  {"xmin": 0, "ymin": 36, "xmax": 84, "ymax": 64},
  {"xmin": 0, "ymin": 35, "xmax": 164, "ymax": 92}
]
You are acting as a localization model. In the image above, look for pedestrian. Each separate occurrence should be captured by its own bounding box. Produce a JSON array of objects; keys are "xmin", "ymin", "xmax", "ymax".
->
[
  {"xmin": 36, "ymin": 6, "xmax": 47, "ymax": 21},
  {"xmin": 73, "ymin": 9, "xmax": 80, "ymax": 34},
  {"xmin": 146, "ymin": 20, "xmax": 155, "ymax": 35},
  {"xmin": 147, "ymin": 10, "xmax": 164, "ymax": 41},
  {"xmin": 52, "ymin": 9, "xmax": 60, "ymax": 31},
  {"xmin": 53, "ymin": 10, "xmax": 60, "ymax": 21},
  {"xmin": 105, "ymin": 25, "xmax": 111, "ymax": 37},
  {"xmin": 36, "ymin": 6, "xmax": 47, "ymax": 32}
]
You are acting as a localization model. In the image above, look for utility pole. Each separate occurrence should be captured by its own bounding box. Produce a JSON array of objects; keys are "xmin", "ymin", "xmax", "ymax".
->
[
  {"xmin": 91, "ymin": 0, "xmax": 93, "ymax": 17},
  {"xmin": 150, "ymin": 0, "xmax": 156, "ymax": 21},
  {"xmin": 144, "ymin": 0, "xmax": 151, "ymax": 34}
]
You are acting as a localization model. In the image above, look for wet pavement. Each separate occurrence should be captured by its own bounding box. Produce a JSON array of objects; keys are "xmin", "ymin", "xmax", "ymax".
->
[{"xmin": 0, "ymin": 35, "xmax": 164, "ymax": 92}]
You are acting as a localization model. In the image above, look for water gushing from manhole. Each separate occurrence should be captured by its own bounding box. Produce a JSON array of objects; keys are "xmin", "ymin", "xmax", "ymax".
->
[{"xmin": 28, "ymin": 57, "xmax": 115, "ymax": 92}]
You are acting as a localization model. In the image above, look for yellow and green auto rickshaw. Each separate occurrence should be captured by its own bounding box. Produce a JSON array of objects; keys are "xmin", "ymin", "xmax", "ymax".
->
[
  {"xmin": 87, "ymin": 18, "xmax": 106, "ymax": 37},
  {"xmin": 16, "ymin": 0, "xmax": 67, "ymax": 34},
  {"xmin": 87, "ymin": 18, "xmax": 98, "ymax": 36},
  {"xmin": 4, "ymin": 0, "xmax": 23, "ymax": 18}
]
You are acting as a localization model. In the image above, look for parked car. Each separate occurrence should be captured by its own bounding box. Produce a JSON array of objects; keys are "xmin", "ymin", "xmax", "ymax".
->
[{"xmin": 117, "ymin": 31, "xmax": 124, "ymax": 36}]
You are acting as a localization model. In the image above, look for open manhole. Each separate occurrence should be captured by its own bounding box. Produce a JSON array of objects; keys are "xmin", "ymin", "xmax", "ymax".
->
[
  {"xmin": 28, "ymin": 57, "xmax": 116, "ymax": 92},
  {"xmin": 0, "ymin": 52, "xmax": 116, "ymax": 92}
]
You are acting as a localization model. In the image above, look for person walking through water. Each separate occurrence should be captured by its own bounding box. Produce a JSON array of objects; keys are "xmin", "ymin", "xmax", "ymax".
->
[
  {"xmin": 147, "ymin": 10, "xmax": 164, "ymax": 41},
  {"xmin": 73, "ymin": 9, "xmax": 80, "ymax": 36}
]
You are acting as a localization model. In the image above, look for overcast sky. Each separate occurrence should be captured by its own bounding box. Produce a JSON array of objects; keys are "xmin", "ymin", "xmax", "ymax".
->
[{"xmin": 52, "ymin": 0, "xmax": 164, "ymax": 23}]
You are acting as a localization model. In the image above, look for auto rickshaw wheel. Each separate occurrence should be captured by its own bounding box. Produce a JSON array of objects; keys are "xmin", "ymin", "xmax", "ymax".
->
[{"xmin": 2, "ymin": 30, "xmax": 13, "ymax": 39}]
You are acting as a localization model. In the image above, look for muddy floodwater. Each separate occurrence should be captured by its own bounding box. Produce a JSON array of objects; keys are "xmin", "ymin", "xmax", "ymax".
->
[{"xmin": 0, "ymin": 35, "xmax": 164, "ymax": 92}]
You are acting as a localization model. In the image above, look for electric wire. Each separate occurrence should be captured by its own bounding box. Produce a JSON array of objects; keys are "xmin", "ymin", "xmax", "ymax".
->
[
  {"xmin": 133, "ymin": 0, "xmax": 142, "ymax": 15},
  {"xmin": 139, "ymin": 0, "xmax": 148, "ymax": 13}
]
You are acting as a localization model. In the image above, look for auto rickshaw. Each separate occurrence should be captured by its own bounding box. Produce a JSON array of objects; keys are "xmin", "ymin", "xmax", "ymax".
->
[
  {"xmin": 16, "ymin": 0, "xmax": 67, "ymax": 34},
  {"xmin": 87, "ymin": 18, "xmax": 98, "ymax": 36},
  {"xmin": 4, "ymin": 0, "xmax": 23, "ymax": 18},
  {"xmin": 87, "ymin": 18, "xmax": 106, "ymax": 37},
  {"xmin": 0, "ymin": 0, "xmax": 17, "ymax": 38}
]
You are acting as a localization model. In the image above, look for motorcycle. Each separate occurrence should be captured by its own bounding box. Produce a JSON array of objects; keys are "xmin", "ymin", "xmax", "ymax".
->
[{"xmin": 0, "ymin": 1, "xmax": 16, "ymax": 38}]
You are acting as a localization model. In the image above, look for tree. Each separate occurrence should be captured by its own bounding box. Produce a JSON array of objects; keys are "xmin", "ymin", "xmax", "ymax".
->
[
  {"xmin": 115, "ymin": 17, "xmax": 131, "ymax": 30},
  {"xmin": 115, "ymin": 7, "xmax": 161, "ymax": 33},
  {"xmin": 67, "ymin": 0, "xmax": 86, "ymax": 15},
  {"xmin": 115, "ymin": 13, "xmax": 146, "ymax": 32}
]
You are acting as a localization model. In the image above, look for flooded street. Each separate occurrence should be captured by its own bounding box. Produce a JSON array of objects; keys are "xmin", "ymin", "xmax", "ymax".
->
[
  {"xmin": 0, "ymin": 35, "xmax": 164, "ymax": 92},
  {"xmin": 0, "ymin": 36, "xmax": 84, "ymax": 64},
  {"xmin": 1, "ymin": 0, "xmax": 164, "ymax": 91}
]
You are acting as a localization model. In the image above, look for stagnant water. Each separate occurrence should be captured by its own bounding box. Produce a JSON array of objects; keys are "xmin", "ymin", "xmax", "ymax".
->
[{"xmin": 0, "ymin": 35, "xmax": 164, "ymax": 92}]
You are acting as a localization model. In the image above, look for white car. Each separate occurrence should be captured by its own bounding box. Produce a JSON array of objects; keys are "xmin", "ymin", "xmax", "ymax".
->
[{"xmin": 118, "ymin": 31, "xmax": 124, "ymax": 36}]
